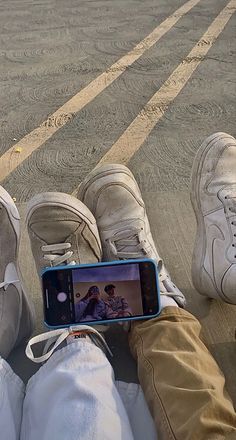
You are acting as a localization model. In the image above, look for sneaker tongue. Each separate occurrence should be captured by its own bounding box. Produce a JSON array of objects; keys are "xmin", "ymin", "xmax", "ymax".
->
[
  {"xmin": 219, "ymin": 185, "xmax": 236, "ymax": 213},
  {"xmin": 30, "ymin": 206, "xmax": 81, "ymax": 244},
  {"xmin": 230, "ymin": 199, "xmax": 236, "ymax": 214},
  {"xmin": 31, "ymin": 223, "xmax": 77, "ymax": 244},
  {"xmin": 112, "ymin": 228, "xmax": 146, "ymax": 257},
  {"xmin": 116, "ymin": 237, "xmax": 141, "ymax": 254}
]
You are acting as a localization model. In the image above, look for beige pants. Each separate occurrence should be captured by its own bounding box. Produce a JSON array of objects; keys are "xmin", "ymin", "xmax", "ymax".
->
[{"xmin": 129, "ymin": 307, "xmax": 236, "ymax": 440}]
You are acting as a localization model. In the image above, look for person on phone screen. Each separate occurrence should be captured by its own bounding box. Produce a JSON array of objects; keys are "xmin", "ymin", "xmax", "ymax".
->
[
  {"xmin": 75, "ymin": 285, "xmax": 107, "ymax": 322},
  {"xmin": 104, "ymin": 284, "xmax": 132, "ymax": 318}
]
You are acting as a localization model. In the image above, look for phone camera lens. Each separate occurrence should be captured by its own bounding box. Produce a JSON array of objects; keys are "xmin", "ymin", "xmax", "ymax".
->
[{"xmin": 57, "ymin": 292, "xmax": 68, "ymax": 302}]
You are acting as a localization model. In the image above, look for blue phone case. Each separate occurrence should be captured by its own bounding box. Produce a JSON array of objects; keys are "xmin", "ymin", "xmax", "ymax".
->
[{"xmin": 42, "ymin": 258, "xmax": 161, "ymax": 329}]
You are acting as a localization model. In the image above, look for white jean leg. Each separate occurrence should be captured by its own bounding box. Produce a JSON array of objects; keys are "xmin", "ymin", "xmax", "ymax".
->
[
  {"xmin": 116, "ymin": 381, "xmax": 157, "ymax": 440},
  {"xmin": 21, "ymin": 341, "xmax": 134, "ymax": 440},
  {"xmin": 0, "ymin": 358, "xmax": 25, "ymax": 440}
]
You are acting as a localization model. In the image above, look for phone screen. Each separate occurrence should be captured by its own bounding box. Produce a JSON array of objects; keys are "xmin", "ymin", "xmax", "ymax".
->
[{"xmin": 42, "ymin": 260, "xmax": 160, "ymax": 327}]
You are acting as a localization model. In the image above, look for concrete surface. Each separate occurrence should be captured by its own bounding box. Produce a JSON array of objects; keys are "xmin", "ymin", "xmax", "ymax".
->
[{"xmin": 0, "ymin": 0, "xmax": 236, "ymax": 407}]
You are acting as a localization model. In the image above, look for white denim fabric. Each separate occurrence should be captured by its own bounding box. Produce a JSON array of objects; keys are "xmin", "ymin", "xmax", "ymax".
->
[
  {"xmin": 116, "ymin": 381, "xmax": 157, "ymax": 440},
  {"xmin": 0, "ymin": 342, "xmax": 157, "ymax": 440},
  {"xmin": 0, "ymin": 358, "xmax": 24, "ymax": 440}
]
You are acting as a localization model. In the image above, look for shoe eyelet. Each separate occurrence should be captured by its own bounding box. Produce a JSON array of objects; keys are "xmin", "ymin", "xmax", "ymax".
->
[{"xmin": 225, "ymin": 196, "xmax": 227, "ymax": 199}]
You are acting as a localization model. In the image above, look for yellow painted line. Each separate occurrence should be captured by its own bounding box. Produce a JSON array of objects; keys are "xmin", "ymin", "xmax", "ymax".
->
[
  {"xmin": 95, "ymin": 0, "xmax": 236, "ymax": 167},
  {"xmin": 0, "ymin": 0, "xmax": 201, "ymax": 182}
]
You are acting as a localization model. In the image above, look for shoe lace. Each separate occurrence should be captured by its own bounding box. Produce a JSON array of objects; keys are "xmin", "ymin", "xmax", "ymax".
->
[
  {"xmin": 107, "ymin": 227, "xmax": 152, "ymax": 259},
  {"xmin": 42, "ymin": 243, "xmax": 76, "ymax": 267},
  {"xmin": 0, "ymin": 279, "xmax": 20, "ymax": 290},
  {"xmin": 26, "ymin": 325, "xmax": 112, "ymax": 363},
  {"xmin": 0, "ymin": 262, "xmax": 20, "ymax": 291},
  {"xmin": 158, "ymin": 261, "xmax": 186, "ymax": 306}
]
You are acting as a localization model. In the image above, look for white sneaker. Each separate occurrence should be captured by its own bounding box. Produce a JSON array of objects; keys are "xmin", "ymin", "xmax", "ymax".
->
[
  {"xmin": 0, "ymin": 186, "xmax": 35, "ymax": 358},
  {"xmin": 26, "ymin": 192, "xmax": 102, "ymax": 276},
  {"xmin": 191, "ymin": 132, "xmax": 236, "ymax": 304},
  {"xmin": 79, "ymin": 164, "xmax": 186, "ymax": 307}
]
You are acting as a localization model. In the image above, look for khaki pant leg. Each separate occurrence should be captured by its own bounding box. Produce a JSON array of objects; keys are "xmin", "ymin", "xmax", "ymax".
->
[{"xmin": 129, "ymin": 307, "xmax": 236, "ymax": 440}]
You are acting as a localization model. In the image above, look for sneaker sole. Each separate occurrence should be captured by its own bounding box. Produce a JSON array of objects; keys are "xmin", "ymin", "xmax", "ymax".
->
[
  {"xmin": 0, "ymin": 186, "xmax": 36, "ymax": 346},
  {"xmin": 190, "ymin": 132, "xmax": 236, "ymax": 301},
  {"xmin": 78, "ymin": 164, "xmax": 142, "ymax": 203},
  {"xmin": 26, "ymin": 191, "xmax": 102, "ymax": 250}
]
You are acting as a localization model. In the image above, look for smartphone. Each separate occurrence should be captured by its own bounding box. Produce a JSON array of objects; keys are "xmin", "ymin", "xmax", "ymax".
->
[{"xmin": 41, "ymin": 259, "xmax": 160, "ymax": 328}]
